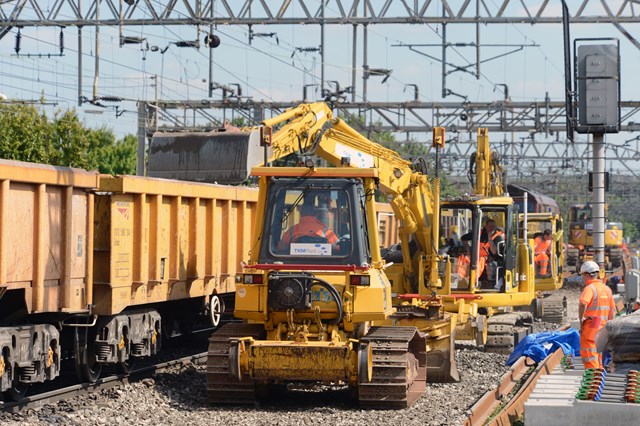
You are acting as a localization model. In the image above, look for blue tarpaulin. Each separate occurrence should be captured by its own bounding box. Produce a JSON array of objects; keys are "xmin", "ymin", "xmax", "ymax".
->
[{"xmin": 506, "ymin": 329, "xmax": 580, "ymax": 366}]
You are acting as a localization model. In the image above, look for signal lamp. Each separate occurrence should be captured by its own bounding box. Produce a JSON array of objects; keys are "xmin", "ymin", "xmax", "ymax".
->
[
  {"xmin": 243, "ymin": 274, "xmax": 264, "ymax": 284},
  {"xmin": 350, "ymin": 275, "xmax": 371, "ymax": 286}
]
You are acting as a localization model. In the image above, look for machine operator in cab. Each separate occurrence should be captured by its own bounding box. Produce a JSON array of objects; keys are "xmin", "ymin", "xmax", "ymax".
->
[
  {"xmin": 479, "ymin": 219, "xmax": 504, "ymax": 290},
  {"xmin": 277, "ymin": 200, "xmax": 339, "ymax": 250},
  {"xmin": 534, "ymin": 229, "xmax": 553, "ymax": 277},
  {"xmin": 578, "ymin": 261, "xmax": 615, "ymax": 370}
]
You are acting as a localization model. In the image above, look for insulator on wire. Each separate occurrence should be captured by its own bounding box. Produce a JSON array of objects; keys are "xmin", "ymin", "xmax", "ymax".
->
[
  {"xmin": 59, "ymin": 28, "xmax": 64, "ymax": 55},
  {"xmin": 14, "ymin": 28, "xmax": 21, "ymax": 55}
]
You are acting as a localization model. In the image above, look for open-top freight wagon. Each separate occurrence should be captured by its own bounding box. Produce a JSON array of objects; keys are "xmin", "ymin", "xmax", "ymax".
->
[{"xmin": 0, "ymin": 159, "xmax": 257, "ymax": 398}]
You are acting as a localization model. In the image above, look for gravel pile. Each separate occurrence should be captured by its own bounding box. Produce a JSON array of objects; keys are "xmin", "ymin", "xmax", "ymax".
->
[{"xmin": 1, "ymin": 285, "xmax": 584, "ymax": 426}]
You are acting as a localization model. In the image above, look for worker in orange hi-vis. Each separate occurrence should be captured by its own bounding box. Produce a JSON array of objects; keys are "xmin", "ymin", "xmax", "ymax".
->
[
  {"xmin": 578, "ymin": 261, "xmax": 616, "ymax": 370},
  {"xmin": 534, "ymin": 229, "xmax": 553, "ymax": 276},
  {"xmin": 478, "ymin": 219, "xmax": 504, "ymax": 282},
  {"xmin": 277, "ymin": 201, "xmax": 339, "ymax": 250},
  {"xmin": 456, "ymin": 243, "xmax": 471, "ymax": 278}
]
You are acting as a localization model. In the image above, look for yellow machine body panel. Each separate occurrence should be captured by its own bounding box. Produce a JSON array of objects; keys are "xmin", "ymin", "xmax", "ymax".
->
[{"xmin": 241, "ymin": 339, "xmax": 356, "ymax": 382}]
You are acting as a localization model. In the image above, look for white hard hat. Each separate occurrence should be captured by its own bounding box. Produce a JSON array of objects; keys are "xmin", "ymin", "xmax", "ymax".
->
[{"xmin": 580, "ymin": 261, "xmax": 600, "ymax": 274}]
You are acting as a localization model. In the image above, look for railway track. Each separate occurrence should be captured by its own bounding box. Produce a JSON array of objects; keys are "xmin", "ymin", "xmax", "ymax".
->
[
  {"xmin": 464, "ymin": 347, "xmax": 564, "ymax": 425},
  {"xmin": 0, "ymin": 351, "xmax": 207, "ymax": 414},
  {"xmin": 465, "ymin": 325, "xmax": 571, "ymax": 425}
]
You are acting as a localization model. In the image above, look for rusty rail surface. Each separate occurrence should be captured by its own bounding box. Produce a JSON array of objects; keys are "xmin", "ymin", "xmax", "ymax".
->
[{"xmin": 465, "ymin": 326, "xmax": 569, "ymax": 426}]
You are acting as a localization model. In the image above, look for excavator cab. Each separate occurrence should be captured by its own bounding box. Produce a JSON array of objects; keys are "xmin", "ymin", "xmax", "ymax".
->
[
  {"xmin": 566, "ymin": 203, "xmax": 625, "ymax": 272},
  {"xmin": 525, "ymin": 213, "xmax": 565, "ymax": 291},
  {"xmin": 440, "ymin": 200, "xmax": 519, "ymax": 295}
]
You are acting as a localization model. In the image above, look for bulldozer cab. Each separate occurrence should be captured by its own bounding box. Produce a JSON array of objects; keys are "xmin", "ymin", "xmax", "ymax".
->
[
  {"xmin": 257, "ymin": 177, "xmax": 372, "ymax": 266},
  {"xmin": 440, "ymin": 200, "xmax": 519, "ymax": 294}
]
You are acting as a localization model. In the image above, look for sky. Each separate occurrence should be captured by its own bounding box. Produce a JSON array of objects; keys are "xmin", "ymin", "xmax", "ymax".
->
[{"xmin": 1, "ymin": 1, "xmax": 639, "ymax": 174}]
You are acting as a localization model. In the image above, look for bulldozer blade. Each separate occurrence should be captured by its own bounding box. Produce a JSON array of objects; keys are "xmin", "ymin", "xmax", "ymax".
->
[{"xmin": 148, "ymin": 127, "xmax": 268, "ymax": 185}]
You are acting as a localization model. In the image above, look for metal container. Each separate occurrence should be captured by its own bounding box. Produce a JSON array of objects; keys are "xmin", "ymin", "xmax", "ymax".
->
[
  {"xmin": 94, "ymin": 175, "xmax": 258, "ymax": 315},
  {"xmin": 0, "ymin": 159, "xmax": 98, "ymax": 315},
  {"xmin": 375, "ymin": 202, "xmax": 400, "ymax": 248}
]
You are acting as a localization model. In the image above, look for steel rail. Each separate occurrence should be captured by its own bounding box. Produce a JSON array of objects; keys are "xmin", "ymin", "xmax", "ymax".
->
[
  {"xmin": 464, "ymin": 329, "xmax": 569, "ymax": 426},
  {"xmin": 0, "ymin": 351, "xmax": 207, "ymax": 414}
]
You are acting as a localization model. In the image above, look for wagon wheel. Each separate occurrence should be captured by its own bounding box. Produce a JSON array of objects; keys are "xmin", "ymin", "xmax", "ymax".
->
[{"xmin": 74, "ymin": 327, "xmax": 102, "ymax": 383}]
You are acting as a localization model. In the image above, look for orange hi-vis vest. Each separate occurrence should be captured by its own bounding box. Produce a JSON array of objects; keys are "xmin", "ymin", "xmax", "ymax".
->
[
  {"xmin": 579, "ymin": 278, "xmax": 614, "ymax": 369},
  {"xmin": 456, "ymin": 254, "xmax": 471, "ymax": 278},
  {"xmin": 478, "ymin": 229, "xmax": 503, "ymax": 277},
  {"xmin": 581, "ymin": 279, "xmax": 613, "ymax": 334},
  {"xmin": 535, "ymin": 237, "xmax": 551, "ymax": 255},
  {"xmin": 534, "ymin": 237, "xmax": 552, "ymax": 275},
  {"xmin": 278, "ymin": 215, "xmax": 339, "ymax": 248},
  {"xmin": 480, "ymin": 229, "xmax": 504, "ymax": 258}
]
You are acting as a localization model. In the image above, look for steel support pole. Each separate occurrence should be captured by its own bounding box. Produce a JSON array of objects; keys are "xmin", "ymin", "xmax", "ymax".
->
[
  {"xmin": 136, "ymin": 102, "xmax": 147, "ymax": 176},
  {"xmin": 320, "ymin": 1, "xmax": 325, "ymax": 95},
  {"xmin": 77, "ymin": 24, "xmax": 82, "ymax": 106},
  {"xmin": 476, "ymin": 0, "xmax": 480, "ymax": 79},
  {"xmin": 208, "ymin": 0, "xmax": 214, "ymax": 97},
  {"xmin": 441, "ymin": 20, "xmax": 447, "ymax": 98},
  {"xmin": 352, "ymin": 24, "xmax": 357, "ymax": 102},
  {"xmin": 592, "ymin": 132, "xmax": 606, "ymax": 267},
  {"xmin": 93, "ymin": 0, "xmax": 100, "ymax": 100},
  {"xmin": 363, "ymin": 24, "xmax": 368, "ymax": 102}
]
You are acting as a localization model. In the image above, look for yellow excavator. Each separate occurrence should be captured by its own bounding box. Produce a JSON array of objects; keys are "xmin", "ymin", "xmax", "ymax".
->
[
  {"xmin": 565, "ymin": 203, "xmax": 625, "ymax": 273},
  {"xmin": 435, "ymin": 128, "xmax": 546, "ymax": 352},
  {"xmin": 206, "ymin": 102, "xmax": 464, "ymax": 408}
]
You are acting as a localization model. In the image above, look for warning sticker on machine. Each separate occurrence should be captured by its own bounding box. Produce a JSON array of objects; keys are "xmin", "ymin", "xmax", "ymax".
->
[{"xmin": 290, "ymin": 243, "xmax": 332, "ymax": 256}]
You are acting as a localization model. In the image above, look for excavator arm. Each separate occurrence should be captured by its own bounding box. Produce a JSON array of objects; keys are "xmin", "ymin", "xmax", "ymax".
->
[{"xmin": 468, "ymin": 128, "xmax": 505, "ymax": 197}]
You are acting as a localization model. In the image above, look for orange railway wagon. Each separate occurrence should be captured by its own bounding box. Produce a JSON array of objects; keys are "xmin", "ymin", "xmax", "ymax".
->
[
  {"xmin": 0, "ymin": 159, "xmax": 99, "ymax": 398},
  {"xmin": 83, "ymin": 175, "xmax": 258, "ymax": 381},
  {"xmin": 0, "ymin": 159, "xmax": 260, "ymax": 396}
]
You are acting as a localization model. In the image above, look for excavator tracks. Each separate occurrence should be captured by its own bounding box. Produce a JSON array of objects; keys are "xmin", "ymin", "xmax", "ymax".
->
[
  {"xmin": 357, "ymin": 326, "xmax": 427, "ymax": 409},
  {"xmin": 541, "ymin": 294, "xmax": 568, "ymax": 325},
  {"xmin": 206, "ymin": 323, "xmax": 266, "ymax": 405},
  {"xmin": 485, "ymin": 312, "xmax": 533, "ymax": 355}
]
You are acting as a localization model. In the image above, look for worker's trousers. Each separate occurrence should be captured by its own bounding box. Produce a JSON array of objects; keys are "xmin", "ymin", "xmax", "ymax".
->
[{"xmin": 580, "ymin": 320, "xmax": 603, "ymax": 369}]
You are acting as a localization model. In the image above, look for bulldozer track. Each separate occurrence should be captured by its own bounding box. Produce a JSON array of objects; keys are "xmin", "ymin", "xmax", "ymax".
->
[
  {"xmin": 485, "ymin": 312, "xmax": 533, "ymax": 355},
  {"xmin": 206, "ymin": 323, "xmax": 266, "ymax": 405},
  {"xmin": 357, "ymin": 326, "xmax": 427, "ymax": 409}
]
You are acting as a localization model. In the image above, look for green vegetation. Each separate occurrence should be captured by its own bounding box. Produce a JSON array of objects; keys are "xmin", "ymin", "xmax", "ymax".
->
[{"xmin": 0, "ymin": 103, "xmax": 136, "ymax": 175}]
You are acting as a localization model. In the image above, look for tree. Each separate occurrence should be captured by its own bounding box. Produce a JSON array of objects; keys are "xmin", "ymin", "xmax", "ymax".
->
[
  {"xmin": 0, "ymin": 103, "xmax": 137, "ymax": 174},
  {"xmin": 0, "ymin": 103, "xmax": 52, "ymax": 163},
  {"xmin": 97, "ymin": 134, "xmax": 137, "ymax": 175}
]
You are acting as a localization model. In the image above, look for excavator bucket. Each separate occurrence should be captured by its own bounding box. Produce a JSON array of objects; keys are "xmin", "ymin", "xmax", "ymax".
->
[
  {"xmin": 148, "ymin": 126, "xmax": 268, "ymax": 185},
  {"xmin": 425, "ymin": 315, "xmax": 460, "ymax": 383}
]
